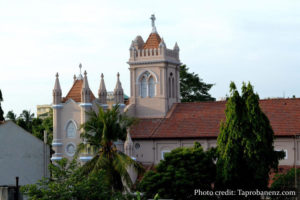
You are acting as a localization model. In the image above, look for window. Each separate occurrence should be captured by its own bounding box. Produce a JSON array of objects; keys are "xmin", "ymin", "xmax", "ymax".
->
[
  {"xmin": 149, "ymin": 77, "xmax": 155, "ymax": 97},
  {"xmin": 141, "ymin": 76, "xmax": 147, "ymax": 98},
  {"xmin": 275, "ymin": 149, "xmax": 288, "ymax": 160},
  {"xmin": 161, "ymin": 150, "xmax": 171, "ymax": 160},
  {"xmin": 65, "ymin": 143, "xmax": 76, "ymax": 156},
  {"xmin": 172, "ymin": 77, "xmax": 175, "ymax": 98},
  {"xmin": 140, "ymin": 71, "xmax": 156, "ymax": 98},
  {"xmin": 66, "ymin": 121, "xmax": 76, "ymax": 138}
]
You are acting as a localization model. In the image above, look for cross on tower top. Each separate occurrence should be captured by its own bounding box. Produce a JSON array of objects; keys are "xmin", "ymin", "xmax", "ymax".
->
[{"xmin": 150, "ymin": 14, "xmax": 157, "ymax": 33}]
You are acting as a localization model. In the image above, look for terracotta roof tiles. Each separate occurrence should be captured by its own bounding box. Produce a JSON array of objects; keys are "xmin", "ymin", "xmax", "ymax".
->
[
  {"xmin": 143, "ymin": 33, "xmax": 161, "ymax": 49},
  {"xmin": 62, "ymin": 79, "xmax": 96, "ymax": 103},
  {"xmin": 131, "ymin": 99, "xmax": 300, "ymax": 139}
]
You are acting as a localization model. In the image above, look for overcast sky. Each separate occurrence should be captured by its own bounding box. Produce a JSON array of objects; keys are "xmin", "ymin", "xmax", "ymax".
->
[{"xmin": 1, "ymin": 0, "xmax": 300, "ymax": 116}]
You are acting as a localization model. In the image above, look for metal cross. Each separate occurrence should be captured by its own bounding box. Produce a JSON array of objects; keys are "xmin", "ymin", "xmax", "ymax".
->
[{"xmin": 150, "ymin": 14, "xmax": 156, "ymax": 28}]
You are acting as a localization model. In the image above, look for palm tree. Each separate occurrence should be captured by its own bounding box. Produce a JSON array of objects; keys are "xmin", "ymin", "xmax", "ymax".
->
[{"xmin": 77, "ymin": 105, "xmax": 143, "ymax": 192}]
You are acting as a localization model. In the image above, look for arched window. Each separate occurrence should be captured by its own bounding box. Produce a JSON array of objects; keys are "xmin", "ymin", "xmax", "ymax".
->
[
  {"xmin": 66, "ymin": 121, "xmax": 76, "ymax": 138},
  {"xmin": 141, "ymin": 76, "xmax": 147, "ymax": 98},
  {"xmin": 149, "ymin": 76, "xmax": 155, "ymax": 97}
]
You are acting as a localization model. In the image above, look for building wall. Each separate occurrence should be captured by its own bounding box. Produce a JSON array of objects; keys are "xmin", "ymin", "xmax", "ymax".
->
[
  {"xmin": 132, "ymin": 137, "xmax": 296, "ymax": 166},
  {"xmin": 0, "ymin": 121, "xmax": 49, "ymax": 186}
]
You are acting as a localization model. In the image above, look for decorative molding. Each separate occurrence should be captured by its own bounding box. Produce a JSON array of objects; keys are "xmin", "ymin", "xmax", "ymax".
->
[
  {"xmin": 52, "ymin": 104, "xmax": 63, "ymax": 109},
  {"xmin": 51, "ymin": 156, "xmax": 62, "ymax": 161},
  {"xmin": 80, "ymin": 103, "xmax": 92, "ymax": 107},
  {"xmin": 52, "ymin": 142, "xmax": 63, "ymax": 147},
  {"xmin": 79, "ymin": 156, "xmax": 93, "ymax": 162},
  {"xmin": 128, "ymin": 60, "xmax": 181, "ymax": 66}
]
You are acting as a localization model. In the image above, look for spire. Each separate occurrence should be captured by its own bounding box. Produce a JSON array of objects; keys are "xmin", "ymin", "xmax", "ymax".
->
[
  {"xmin": 174, "ymin": 42, "xmax": 179, "ymax": 51},
  {"xmin": 98, "ymin": 73, "xmax": 107, "ymax": 104},
  {"xmin": 150, "ymin": 14, "xmax": 157, "ymax": 33},
  {"xmin": 159, "ymin": 37, "xmax": 166, "ymax": 48},
  {"xmin": 81, "ymin": 70, "xmax": 91, "ymax": 103},
  {"xmin": 124, "ymin": 129, "xmax": 133, "ymax": 157},
  {"xmin": 114, "ymin": 72, "xmax": 124, "ymax": 104},
  {"xmin": 53, "ymin": 73, "xmax": 62, "ymax": 104}
]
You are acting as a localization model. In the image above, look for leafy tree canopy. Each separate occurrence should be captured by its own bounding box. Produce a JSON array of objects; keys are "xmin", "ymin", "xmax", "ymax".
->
[
  {"xmin": 180, "ymin": 65, "xmax": 215, "ymax": 102},
  {"xmin": 271, "ymin": 168, "xmax": 300, "ymax": 200},
  {"xmin": 21, "ymin": 158, "xmax": 113, "ymax": 200},
  {"xmin": 138, "ymin": 142, "xmax": 216, "ymax": 200},
  {"xmin": 216, "ymin": 82, "xmax": 284, "ymax": 193}
]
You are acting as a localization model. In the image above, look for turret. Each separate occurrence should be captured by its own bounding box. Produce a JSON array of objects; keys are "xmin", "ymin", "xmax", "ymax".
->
[
  {"xmin": 80, "ymin": 69, "xmax": 92, "ymax": 125},
  {"xmin": 53, "ymin": 73, "xmax": 62, "ymax": 104},
  {"xmin": 51, "ymin": 73, "xmax": 63, "ymax": 161},
  {"xmin": 98, "ymin": 73, "xmax": 107, "ymax": 104},
  {"xmin": 81, "ymin": 70, "xmax": 91, "ymax": 103},
  {"xmin": 114, "ymin": 72, "xmax": 124, "ymax": 105}
]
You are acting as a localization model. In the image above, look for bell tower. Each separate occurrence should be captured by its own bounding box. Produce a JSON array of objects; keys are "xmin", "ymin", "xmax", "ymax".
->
[{"xmin": 127, "ymin": 14, "xmax": 181, "ymax": 118}]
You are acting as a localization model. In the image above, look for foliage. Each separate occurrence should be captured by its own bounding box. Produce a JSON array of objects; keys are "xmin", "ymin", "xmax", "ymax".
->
[
  {"xmin": 6, "ymin": 110, "xmax": 17, "ymax": 122},
  {"xmin": 21, "ymin": 158, "xmax": 112, "ymax": 200},
  {"xmin": 0, "ymin": 89, "xmax": 4, "ymax": 121},
  {"xmin": 180, "ymin": 65, "xmax": 215, "ymax": 102},
  {"xmin": 138, "ymin": 142, "xmax": 216, "ymax": 199},
  {"xmin": 271, "ymin": 168, "xmax": 300, "ymax": 200},
  {"xmin": 78, "ymin": 105, "xmax": 143, "ymax": 192},
  {"xmin": 216, "ymin": 82, "xmax": 285, "ymax": 193}
]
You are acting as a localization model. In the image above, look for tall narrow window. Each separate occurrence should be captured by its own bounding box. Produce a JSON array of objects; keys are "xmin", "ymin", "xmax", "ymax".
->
[
  {"xmin": 172, "ymin": 78, "xmax": 175, "ymax": 98},
  {"xmin": 149, "ymin": 76, "xmax": 155, "ymax": 97},
  {"xmin": 169, "ymin": 77, "xmax": 171, "ymax": 98},
  {"xmin": 141, "ymin": 77, "xmax": 147, "ymax": 98},
  {"xmin": 66, "ymin": 121, "xmax": 76, "ymax": 138}
]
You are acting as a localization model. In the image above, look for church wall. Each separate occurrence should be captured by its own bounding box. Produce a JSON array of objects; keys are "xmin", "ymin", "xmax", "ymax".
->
[
  {"xmin": 133, "ymin": 138, "xmax": 295, "ymax": 166},
  {"xmin": 59, "ymin": 101, "xmax": 81, "ymax": 159},
  {"xmin": 132, "ymin": 138, "xmax": 217, "ymax": 165}
]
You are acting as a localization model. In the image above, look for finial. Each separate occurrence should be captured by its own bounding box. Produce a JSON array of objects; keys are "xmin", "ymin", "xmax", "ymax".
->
[
  {"xmin": 56, "ymin": 72, "xmax": 59, "ymax": 78},
  {"xmin": 101, "ymin": 73, "xmax": 104, "ymax": 79},
  {"xmin": 79, "ymin": 63, "xmax": 82, "ymax": 75},
  {"xmin": 117, "ymin": 72, "xmax": 120, "ymax": 78},
  {"xmin": 150, "ymin": 14, "xmax": 157, "ymax": 33},
  {"xmin": 84, "ymin": 70, "xmax": 87, "ymax": 76},
  {"xmin": 73, "ymin": 74, "xmax": 76, "ymax": 80}
]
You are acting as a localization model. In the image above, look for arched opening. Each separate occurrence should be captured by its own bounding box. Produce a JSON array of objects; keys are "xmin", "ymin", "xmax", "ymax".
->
[
  {"xmin": 149, "ymin": 76, "xmax": 155, "ymax": 98},
  {"xmin": 66, "ymin": 121, "xmax": 76, "ymax": 138},
  {"xmin": 141, "ymin": 76, "xmax": 147, "ymax": 98}
]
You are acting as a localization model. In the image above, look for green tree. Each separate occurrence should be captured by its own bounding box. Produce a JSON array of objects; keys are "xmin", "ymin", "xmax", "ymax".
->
[
  {"xmin": 180, "ymin": 65, "xmax": 215, "ymax": 102},
  {"xmin": 78, "ymin": 105, "xmax": 143, "ymax": 192},
  {"xmin": 6, "ymin": 110, "xmax": 17, "ymax": 122},
  {"xmin": 138, "ymin": 142, "xmax": 216, "ymax": 200},
  {"xmin": 0, "ymin": 89, "xmax": 4, "ymax": 121},
  {"xmin": 271, "ymin": 168, "xmax": 300, "ymax": 200},
  {"xmin": 216, "ymin": 82, "xmax": 284, "ymax": 193},
  {"xmin": 21, "ymin": 158, "xmax": 112, "ymax": 200}
]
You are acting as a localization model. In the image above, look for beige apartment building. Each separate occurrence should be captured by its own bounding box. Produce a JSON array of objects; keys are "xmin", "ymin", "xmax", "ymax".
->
[{"xmin": 51, "ymin": 15, "xmax": 299, "ymax": 176}]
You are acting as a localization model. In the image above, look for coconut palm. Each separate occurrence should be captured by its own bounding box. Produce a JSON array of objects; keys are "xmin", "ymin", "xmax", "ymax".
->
[{"xmin": 77, "ymin": 105, "xmax": 143, "ymax": 192}]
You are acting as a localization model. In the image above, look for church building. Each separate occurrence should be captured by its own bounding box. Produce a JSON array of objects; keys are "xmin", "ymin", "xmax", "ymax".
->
[{"xmin": 51, "ymin": 15, "xmax": 300, "ymax": 172}]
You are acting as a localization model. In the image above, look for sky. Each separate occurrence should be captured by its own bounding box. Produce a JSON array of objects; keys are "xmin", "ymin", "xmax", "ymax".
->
[{"xmin": 1, "ymin": 0, "xmax": 300, "ymax": 116}]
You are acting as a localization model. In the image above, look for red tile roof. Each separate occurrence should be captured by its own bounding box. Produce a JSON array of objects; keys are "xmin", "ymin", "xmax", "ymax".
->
[
  {"xmin": 62, "ymin": 79, "xmax": 96, "ymax": 103},
  {"xmin": 143, "ymin": 33, "xmax": 161, "ymax": 49},
  {"xmin": 131, "ymin": 99, "xmax": 300, "ymax": 139}
]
